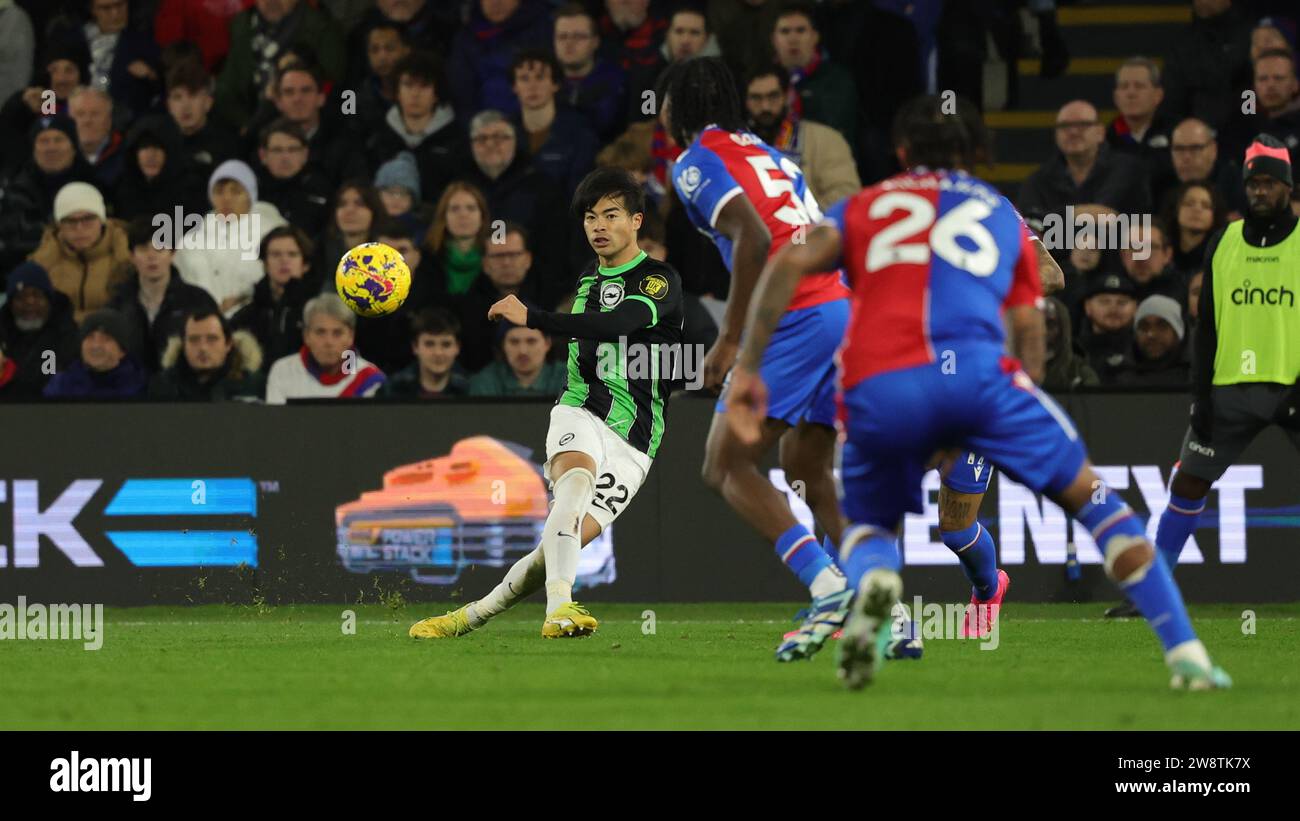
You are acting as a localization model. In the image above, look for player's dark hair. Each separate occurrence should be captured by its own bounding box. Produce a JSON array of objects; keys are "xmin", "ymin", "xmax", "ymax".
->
[
  {"xmin": 745, "ymin": 64, "xmax": 790, "ymax": 95},
  {"xmin": 184, "ymin": 306, "xmax": 232, "ymax": 341},
  {"xmin": 510, "ymin": 48, "xmax": 563, "ymax": 86},
  {"xmin": 571, "ymin": 167, "xmax": 646, "ymax": 219},
  {"xmin": 891, "ymin": 93, "xmax": 990, "ymax": 170},
  {"xmin": 409, "ymin": 307, "xmax": 461, "ymax": 344},
  {"xmin": 660, "ymin": 56, "xmax": 745, "ymax": 148}
]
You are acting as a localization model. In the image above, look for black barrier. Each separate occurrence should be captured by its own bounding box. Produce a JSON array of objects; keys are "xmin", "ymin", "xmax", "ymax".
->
[{"xmin": 0, "ymin": 394, "xmax": 1296, "ymax": 605}]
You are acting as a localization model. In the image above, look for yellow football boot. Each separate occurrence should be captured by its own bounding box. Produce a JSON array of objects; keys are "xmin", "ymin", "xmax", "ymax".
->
[
  {"xmin": 541, "ymin": 602, "xmax": 598, "ymax": 638},
  {"xmin": 409, "ymin": 605, "xmax": 475, "ymax": 638}
]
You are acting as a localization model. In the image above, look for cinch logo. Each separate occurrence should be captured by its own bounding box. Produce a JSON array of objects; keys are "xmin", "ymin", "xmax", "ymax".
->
[
  {"xmin": 0, "ymin": 478, "xmax": 258, "ymax": 569},
  {"xmin": 1230, "ymin": 279, "xmax": 1296, "ymax": 307},
  {"xmin": 50, "ymin": 751, "xmax": 151, "ymax": 801}
]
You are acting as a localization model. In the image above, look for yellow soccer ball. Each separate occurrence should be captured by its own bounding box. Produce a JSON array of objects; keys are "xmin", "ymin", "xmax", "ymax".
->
[{"xmin": 335, "ymin": 242, "xmax": 412, "ymax": 317}]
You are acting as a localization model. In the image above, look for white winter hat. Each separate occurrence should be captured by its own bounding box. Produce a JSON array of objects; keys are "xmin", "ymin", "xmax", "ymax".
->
[
  {"xmin": 208, "ymin": 159, "xmax": 258, "ymax": 203},
  {"xmin": 53, "ymin": 182, "xmax": 106, "ymax": 222}
]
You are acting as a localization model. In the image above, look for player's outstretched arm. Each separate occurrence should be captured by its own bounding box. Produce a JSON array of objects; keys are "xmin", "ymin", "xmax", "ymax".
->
[
  {"xmin": 1032, "ymin": 237, "xmax": 1065, "ymax": 294},
  {"xmin": 525, "ymin": 298, "xmax": 655, "ymax": 342},
  {"xmin": 1005, "ymin": 305, "xmax": 1047, "ymax": 385},
  {"xmin": 736, "ymin": 224, "xmax": 843, "ymax": 373}
]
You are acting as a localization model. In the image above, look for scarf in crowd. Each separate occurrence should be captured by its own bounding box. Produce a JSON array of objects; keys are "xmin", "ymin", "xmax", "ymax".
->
[
  {"xmin": 785, "ymin": 52, "xmax": 822, "ymax": 122},
  {"xmin": 443, "ymin": 245, "xmax": 483, "ymax": 295},
  {"xmin": 249, "ymin": 3, "xmax": 303, "ymax": 95}
]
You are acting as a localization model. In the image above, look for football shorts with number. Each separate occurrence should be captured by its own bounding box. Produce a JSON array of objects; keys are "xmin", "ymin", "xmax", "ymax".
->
[
  {"xmin": 672, "ymin": 125, "xmax": 851, "ymax": 426},
  {"xmin": 545, "ymin": 404, "xmax": 652, "ymax": 529}
]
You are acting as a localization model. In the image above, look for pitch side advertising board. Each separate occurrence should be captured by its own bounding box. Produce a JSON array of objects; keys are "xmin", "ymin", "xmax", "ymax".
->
[{"xmin": 0, "ymin": 394, "xmax": 1295, "ymax": 604}]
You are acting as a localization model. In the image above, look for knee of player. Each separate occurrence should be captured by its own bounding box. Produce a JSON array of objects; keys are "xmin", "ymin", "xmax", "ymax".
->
[{"xmin": 1104, "ymin": 536, "xmax": 1155, "ymax": 582}]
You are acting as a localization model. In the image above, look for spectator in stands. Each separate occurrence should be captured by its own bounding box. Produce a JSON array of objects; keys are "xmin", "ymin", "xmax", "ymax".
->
[
  {"xmin": 1158, "ymin": 0, "xmax": 1252, "ymax": 131},
  {"xmin": 175, "ymin": 160, "xmax": 287, "ymax": 317},
  {"xmin": 1164, "ymin": 180, "xmax": 1226, "ymax": 275},
  {"xmin": 1018, "ymin": 100, "xmax": 1152, "ymax": 220},
  {"xmin": 469, "ymin": 322, "xmax": 564, "ymax": 397},
  {"xmin": 1107, "ymin": 57, "xmax": 1171, "ymax": 163},
  {"xmin": 149, "ymin": 307, "xmax": 265, "ymax": 400},
  {"xmin": 255, "ymin": 119, "xmax": 332, "ymax": 237},
  {"xmin": 365, "ymin": 51, "xmax": 467, "ymax": 209},
  {"xmin": 1155, "ymin": 117, "xmax": 1245, "ymax": 215},
  {"xmin": 374, "ymin": 152, "xmax": 430, "ymax": 241},
  {"xmin": 263, "ymin": 60, "xmax": 366, "ymax": 186},
  {"xmin": 1076, "ymin": 272, "xmax": 1139, "ymax": 385},
  {"xmin": 595, "ymin": 120, "xmax": 665, "ymax": 215},
  {"xmin": 448, "ymin": 0, "xmax": 553, "ymax": 117},
  {"xmin": 43, "ymin": 307, "xmax": 146, "ymax": 398},
  {"xmin": 555, "ymin": 2, "xmax": 627, "ymax": 142},
  {"xmin": 264, "ymin": 293, "xmax": 385, "ymax": 402},
  {"xmin": 112, "ymin": 115, "xmax": 207, "ymax": 223},
  {"xmin": 1118, "ymin": 294, "xmax": 1191, "ymax": 387},
  {"xmin": 457, "ymin": 221, "xmax": 538, "ymax": 372},
  {"xmin": 0, "ymin": 40, "xmax": 88, "ymax": 176},
  {"xmin": 771, "ymin": 2, "xmax": 859, "ymax": 150},
  {"xmin": 0, "ymin": 261, "xmax": 78, "ymax": 399},
  {"xmin": 0, "ymin": 116, "xmax": 98, "ymax": 273},
  {"xmin": 312, "ymin": 181, "xmax": 382, "ymax": 294},
  {"xmin": 68, "ymin": 87, "xmax": 126, "ymax": 192},
  {"xmin": 215, "ymin": 0, "xmax": 345, "ymax": 130},
  {"xmin": 153, "ymin": 0, "xmax": 241, "ymax": 72},
  {"xmin": 380, "ymin": 307, "xmax": 471, "ymax": 398},
  {"xmin": 164, "ymin": 61, "xmax": 239, "ymax": 183},
  {"xmin": 0, "ymin": 1, "xmax": 34, "ymax": 109},
  {"xmin": 710, "ymin": 0, "xmax": 780, "ymax": 83},
  {"xmin": 110, "ymin": 217, "xmax": 218, "ymax": 373},
  {"xmin": 1042, "ymin": 296, "xmax": 1100, "ymax": 392},
  {"xmin": 511, "ymin": 48, "xmax": 599, "ymax": 197},
  {"xmin": 1224, "ymin": 48, "xmax": 1300, "ymax": 164},
  {"xmin": 743, "ymin": 66, "xmax": 861, "ymax": 207},
  {"xmin": 598, "ymin": 0, "xmax": 668, "ymax": 80},
  {"xmin": 348, "ymin": 20, "xmax": 411, "ymax": 134},
  {"xmin": 30, "ymin": 182, "xmax": 130, "ymax": 322},
  {"xmin": 1121, "ymin": 220, "xmax": 1187, "ymax": 308},
  {"xmin": 52, "ymin": 0, "xmax": 160, "ymax": 120},
  {"xmin": 232, "ymin": 225, "xmax": 313, "ymax": 373},
  {"xmin": 1250, "ymin": 16, "xmax": 1296, "ymax": 62},
  {"xmin": 422, "ymin": 181, "xmax": 489, "ymax": 302},
  {"xmin": 457, "ymin": 109, "xmax": 572, "ymax": 296},
  {"xmin": 345, "ymin": 0, "xmax": 460, "ymax": 80}
]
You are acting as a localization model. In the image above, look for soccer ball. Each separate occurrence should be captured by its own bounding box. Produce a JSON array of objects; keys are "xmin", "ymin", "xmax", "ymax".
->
[{"xmin": 335, "ymin": 242, "xmax": 412, "ymax": 317}]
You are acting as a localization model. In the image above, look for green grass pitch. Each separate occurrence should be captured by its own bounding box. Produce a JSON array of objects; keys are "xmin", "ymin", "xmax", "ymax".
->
[{"xmin": 2, "ymin": 603, "xmax": 1297, "ymax": 730}]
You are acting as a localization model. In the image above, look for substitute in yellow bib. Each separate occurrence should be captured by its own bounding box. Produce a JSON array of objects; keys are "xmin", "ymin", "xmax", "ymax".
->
[{"xmin": 1154, "ymin": 133, "xmax": 1300, "ymax": 573}]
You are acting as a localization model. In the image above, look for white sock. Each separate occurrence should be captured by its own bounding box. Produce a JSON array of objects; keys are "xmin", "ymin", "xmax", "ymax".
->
[
  {"xmin": 1165, "ymin": 639, "xmax": 1212, "ymax": 671},
  {"xmin": 470, "ymin": 547, "xmax": 546, "ymax": 626},
  {"xmin": 809, "ymin": 565, "xmax": 847, "ymax": 598},
  {"xmin": 541, "ymin": 467, "xmax": 595, "ymax": 614}
]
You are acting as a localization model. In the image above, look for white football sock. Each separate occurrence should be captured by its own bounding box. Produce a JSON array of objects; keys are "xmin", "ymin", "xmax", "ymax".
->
[
  {"xmin": 541, "ymin": 467, "xmax": 595, "ymax": 614},
  {"xmin": 1165, "ymin": 638, "xmax": 1212, "ymax": 671},
  {"xmin": 809, "ymin": 565, "xmax": 847, "ymax": 598},
  {"xmin": 470, "ymin": 547, "xmax": 546, "ymax": 626}
]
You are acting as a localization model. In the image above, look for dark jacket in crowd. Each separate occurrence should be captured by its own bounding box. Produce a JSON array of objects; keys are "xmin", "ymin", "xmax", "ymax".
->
[
  {"xmin": 0, "ymin": 156, "xmax": 100, "ymax": 272},
  {"xmin": 148, "ymin": 329, "xmax": 265, "ymax": 401},
  {"xmin": 257, "ymin": 164, "xmax": 333, "ymax": 238},
  {"xmin": 1156, "ymin": 3, "xmax": 1253, "ymax": 132},
  {"xmin": 1132, "ymin": 267, "xmax": 1188, "ymax": 311},
  {"xmin": 109, "ymin": 267, "xmax": 219, "ymax": 373},
  {"xmin": 1017, "ymin": 144, "xmax": 1153, "ymax": 219},
  {"xmin": 1042, "ymin": 297, "xmax": 1100, "ymax": 393},
  {"xmin": 177, "ymin": 118, "xmax": 242, "ymax": 182},
  {"xmin": 454, "ymin": 273, "xmax": 540, "ymax": 374},
  {"xmin": 365, "ymin": 104, "xmax": 469, "ymax": 206},
  {"xmin": 0, "ymin": 289, "xmax": 79, "ymax": 399},
  {"xmin": 1074, "ymin": 320, "xmax": 1136, "ymax": 386},
  {"xmin": 447, "ymin": 0, "xmax": 553, "ymax": 117},
  {"xmin": 379, "ymin": 362, "xmax": 472, "ymax": 399},
  {"xmin": 230, "ymin": 276, "xmax": 311, "ymax": 374},
  {"xmin": 111, "ymin": 116, "xmax": 208, "ymax": 223},
  {"xmin": 48, "ymin": 20, "xmax": 161, "ymax": 120},
  {"xmin": 1116, "ymin": 341, "xmax": 1192, "ymax": 389},
  {"xmin": 43, "ymin": 356, "xmax": 148, "ymax": 398},
  {"xmin": 517, "ymin": 106, "xmax": 599, "ymax": 198},
  {"xmin": 560, "ymin": 59, "xmax": 627, "ymax": 143}
]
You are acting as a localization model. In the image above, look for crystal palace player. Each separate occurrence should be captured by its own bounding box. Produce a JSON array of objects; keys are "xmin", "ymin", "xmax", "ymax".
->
[
  {"xmin": 409, "ymin": 168, "xmax": 683, "ymax": 640},
  {"xmin": 727, "ymin": 95, "xmax": 1231, "ymax": 691},
  {"xmin": 660, "ymin": 58, "xmax": 855, "ymax": 661}
]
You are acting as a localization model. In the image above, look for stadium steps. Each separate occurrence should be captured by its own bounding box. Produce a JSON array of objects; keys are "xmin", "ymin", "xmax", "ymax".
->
[{"xmin": 986, "ymin": 1, "xmax": 1191, "ymax": 198}]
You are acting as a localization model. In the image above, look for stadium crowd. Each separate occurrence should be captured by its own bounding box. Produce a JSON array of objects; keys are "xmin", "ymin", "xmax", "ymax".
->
[{"xmin": 0, "ymin": 0, "xmax": 1295, "ymax": 401}]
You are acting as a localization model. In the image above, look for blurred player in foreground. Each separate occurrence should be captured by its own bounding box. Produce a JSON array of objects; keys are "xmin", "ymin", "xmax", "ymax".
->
[
  {"xmin": 726, "ymin": 94, "xmax": 1231, "ymax": 691},
  {"xmin": 410, "ymin": 168, "xmax": 684, "ymax": 639}
]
